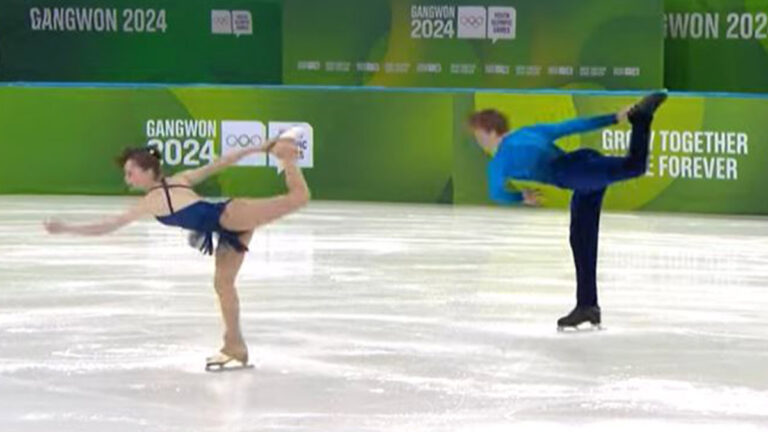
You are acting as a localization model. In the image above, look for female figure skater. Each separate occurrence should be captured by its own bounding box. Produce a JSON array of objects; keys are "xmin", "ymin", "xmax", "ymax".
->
[{"xmin": 44, "ymin": 128, "xmax": 310, "ymax": 370}]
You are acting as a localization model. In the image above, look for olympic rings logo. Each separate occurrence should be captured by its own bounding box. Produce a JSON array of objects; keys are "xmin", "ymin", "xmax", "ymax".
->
[
  {"xmin": 225, "ymin": 134, "xmax": 262, "ymax": 148},
  {"xmin": 460, "ymin": 16, "xmax": 485, "ymax": 28}
]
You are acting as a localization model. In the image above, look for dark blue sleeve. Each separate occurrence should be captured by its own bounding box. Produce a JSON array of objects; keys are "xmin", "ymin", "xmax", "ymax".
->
[
  {"xmin": 533, "ymin": 114, "xmax": 617, "ymax": 140},
  {"xmin": 488, "ymin": 160, "xmax": 523, "ymax": 205}
]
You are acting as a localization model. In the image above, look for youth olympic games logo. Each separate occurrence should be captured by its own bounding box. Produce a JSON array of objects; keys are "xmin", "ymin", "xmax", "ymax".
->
[
  {"xmin": 456, "ymin": 6, "xmax": 516, "ymax": 42},
  {"xmin": 211, "ymin": 9, "xmax": 252, "ymax": 36},
  {"xmin": 220, "ymin": 120, "xmax": 314, "ymax": 169},
  {"xmin": 220, "ymin": 121, "xmax": 267, "ymax": 166},
  {"xmin": 225, "ymin": 134, "xmax": 263, "ymax": 148},
  {"xmin": 460, "ymin": 15, "xmax": 486, "ymax": 29},
  {"xmin": 457, "ymin": 6, "xmax": 487, "ymax": 39}
]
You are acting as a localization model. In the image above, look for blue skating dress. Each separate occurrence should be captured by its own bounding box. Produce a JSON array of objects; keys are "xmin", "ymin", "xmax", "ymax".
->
[{"xmin": 150, "ymin": 178, "xmax": 248, "ymax": 255}]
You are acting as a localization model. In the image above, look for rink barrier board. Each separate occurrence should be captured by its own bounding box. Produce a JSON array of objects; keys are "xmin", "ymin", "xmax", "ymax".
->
[{"xmin": 0, "ymin": 84, "xmax": 766, "ymax": 215}]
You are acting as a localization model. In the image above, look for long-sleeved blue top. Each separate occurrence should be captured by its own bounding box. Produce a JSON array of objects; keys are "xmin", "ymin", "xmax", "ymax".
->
[{"xmin": 487, "ymin": 114, "xmax": 617, "ymax": 204}]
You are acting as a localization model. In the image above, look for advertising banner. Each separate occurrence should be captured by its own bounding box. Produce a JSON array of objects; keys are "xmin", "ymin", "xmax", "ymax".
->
[
  {"xmin": 458, "ymin": 92, "xmax": 768, "ymax": 214},
  {"xmin": 0, "ymin": 0, "xmax": 282, "ymax": 84},
  {"xmin": 664, "ymin": 0, "xmax": 768, "ymax": 92},
  {"xmin": 283, "ymin": 0, "xmax": 664, "ymax": 90},
  {"xmin": 0, "ymin": 85, "xmax": 455, "ymax": 203}
]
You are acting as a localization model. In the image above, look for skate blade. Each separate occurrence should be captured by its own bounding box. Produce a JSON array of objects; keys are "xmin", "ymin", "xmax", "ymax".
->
[
  {"xmin": 557, "ymin": 323, "xmax": 603, "ymax": 333},
  {"xmin": 205, "ymin": 362, "xmax": 255, "ymax": 373},
  {"xmin": 204, "ymin": 352, "xmax": 252, "ymax": 372}
]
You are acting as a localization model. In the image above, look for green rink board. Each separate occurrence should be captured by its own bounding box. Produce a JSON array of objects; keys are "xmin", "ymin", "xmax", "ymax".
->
[{"xmin": 1, "ymin": 85, "xmax": 765, "ymax": 215}]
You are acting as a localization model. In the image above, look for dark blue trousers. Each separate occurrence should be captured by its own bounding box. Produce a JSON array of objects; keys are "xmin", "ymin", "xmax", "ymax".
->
[{"xmin": 552, "ymin": 116, "xmax": 651, "ymax": 307}]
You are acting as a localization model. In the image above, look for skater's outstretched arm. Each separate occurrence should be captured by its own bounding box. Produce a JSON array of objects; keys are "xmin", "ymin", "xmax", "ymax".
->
[
  {"xmin": 44, "ymin": 200, "xmax": 148, "ymax": 236},
  {"xmin": 178, "ymin": 140, "xmax": 278, "ymax": 185},
  {"xmin": 533, "ymin": 114, "xmax": 618, "ymax": 140}
]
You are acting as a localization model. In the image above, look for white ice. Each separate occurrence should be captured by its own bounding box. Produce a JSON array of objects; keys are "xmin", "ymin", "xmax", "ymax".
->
[{"xmin": 1, "ymin": 196, "xmax": 767, "ymax": 431}]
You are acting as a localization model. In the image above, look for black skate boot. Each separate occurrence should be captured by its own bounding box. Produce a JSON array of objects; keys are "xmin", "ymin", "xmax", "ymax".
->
[
  {"xmin": 557, "ymin": 306, "xmax": 602, "ymax": 331},
  {"xmin": 627, "ymin": 91, "xmax": 667, "ymax": 123}
]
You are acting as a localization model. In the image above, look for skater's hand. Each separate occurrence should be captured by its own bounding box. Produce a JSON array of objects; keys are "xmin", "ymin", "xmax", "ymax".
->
[
  {"xmin": 272, "ymin": 140, "xmax": 300, "ymax": 162},
  {"xmin": 617, "ymin": 105, "xmax": 632, "ymax": 123},
  {"xmin": 522, "ymin": 189, "xmax": 542, "ymax": 207},
  {"xmin": 43, "ymin": 219, "xmax": 68, "ymax": 234}
]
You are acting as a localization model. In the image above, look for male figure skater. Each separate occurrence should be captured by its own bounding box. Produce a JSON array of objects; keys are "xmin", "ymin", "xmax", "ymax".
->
[{"xmin": 468, "ymin": 92, "xmax": 667, "ymax": 330}]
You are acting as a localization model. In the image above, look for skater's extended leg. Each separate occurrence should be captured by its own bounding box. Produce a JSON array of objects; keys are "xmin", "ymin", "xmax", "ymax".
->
[
  {"xmin": 553, "ymin": 91, "xmax": 667, "ymax": 191},
  {"xmin": 219, "ymin": 162, "xmax": 309, "ymax": 232}
]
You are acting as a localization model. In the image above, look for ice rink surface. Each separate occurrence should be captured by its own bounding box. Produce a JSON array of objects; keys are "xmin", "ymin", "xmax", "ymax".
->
[{"xmin": 1, "ymin": 196, "xmax": 766, "ymax": 431}]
